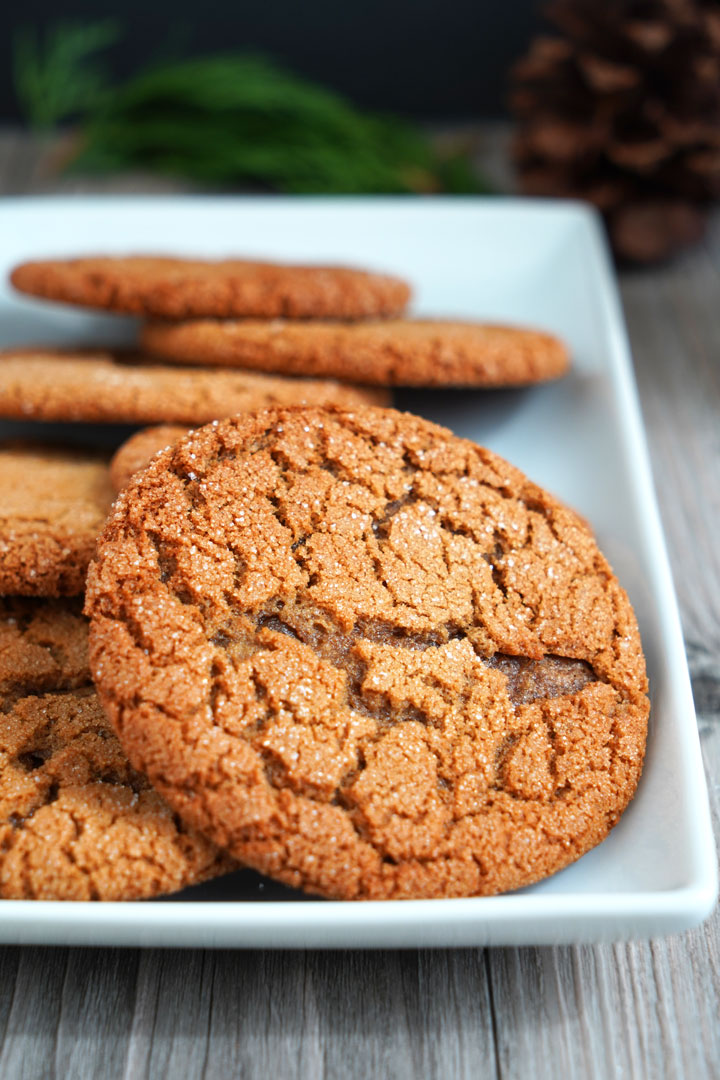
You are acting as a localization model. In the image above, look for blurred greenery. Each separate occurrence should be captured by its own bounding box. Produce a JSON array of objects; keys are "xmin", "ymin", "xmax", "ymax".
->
[
  {"xmin": 12, "ymin": 23, "xmax": 489, "ymax": 194},
  {"xmin": 13, "ymin": 21, "xmax": 119, "ymax": 131}
]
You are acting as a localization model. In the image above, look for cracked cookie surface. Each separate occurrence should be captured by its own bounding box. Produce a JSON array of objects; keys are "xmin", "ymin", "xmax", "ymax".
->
[
  {"xmin": 0, "ymin": 444, "xmax": 115, "ymax": 596},
  {"xmin": 10, "ymin": 256, "xmax": 411, "ymax": 320},
  {"xmin": 86, "ymin": 406, "xmax": 649, "ymax": 900},
  {"xmin": 0, "ymin": 688, "xmax": 234, "ymax": 900},
  {"xmin": 0, "ymin": 597, "xmax": 90, "ymax": 707},
  {"xmin": 141, "ymin": 318, "xmax": 569, "ymax": 387},
  {"xmin": 0, "ymin": 349, "xmax": 388, "ymax": 425}
]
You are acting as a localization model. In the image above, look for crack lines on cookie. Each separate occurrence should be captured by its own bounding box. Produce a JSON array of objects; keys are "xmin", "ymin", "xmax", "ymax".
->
[
  {"xmin": 7, "ymin": 780, "xmax": 61, "ymax": 833},
  {"xmin": 486, "ymin": 654, "xmax": 596, "ymax": 706},
  {"xmin": 481, "ymin": 541, "xmax": 510, "ymax": 601},
  {"xmin": 17, "ymin": 749, "xmax": 50, "ymax": 771},
  {"xmin": 253, "ymin": 598, "xmax": 598, "ymax": 710},
  {"xmin": 371, "ymin": 492, "xmax": 419, "ymax": 541},
  {"xmin": 146, "ymin": 530, "xmax": 194, "ymax": 607},
  {"xmin": 166, "ymin": 426, "xmax": 616, "ymax": 803},
  {"xmin": 256, "ymin": 613, "xmax": 301, "ymax": 641},
  {"xmin": 167, "ymin": 454, "xmax": 203, "ymax": 490},
  {"xmin": 234, "ymin": 600, "xmax": 607, "ymax": 822}
]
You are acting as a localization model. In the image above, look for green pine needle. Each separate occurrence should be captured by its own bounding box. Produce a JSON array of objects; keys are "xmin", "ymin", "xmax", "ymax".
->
[
  {"xmin": 13, "ymin": 24, "xmax": 490, "ymax": 194},
  {"xmin": 13, "ymin": 21, "xmax": 119, "ymax": 131}
]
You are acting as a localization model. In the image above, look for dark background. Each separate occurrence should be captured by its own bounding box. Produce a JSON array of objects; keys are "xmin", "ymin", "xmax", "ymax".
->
[{"xmin": 1, "ymin": 0, "xmax": 545, "ymax": 123}]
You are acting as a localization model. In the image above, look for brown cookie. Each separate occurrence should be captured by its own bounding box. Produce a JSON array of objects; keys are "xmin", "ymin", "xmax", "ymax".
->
[
  {"xmin": 86, "ymin": 407, "xmax": 649, "ymax": 901},
  {"xmin": 0, "ymin": 348, "xmax": 389, "ymax": 426},
  {"xmin": 110, "ymin": 425, "xmax": 189, "ymax": 491},
  {"xmin": 10, "ymin": 256, "xmax": 411, "ymax": 320},
  {"xmin": 0, "ymin": 688, "xmax": 234, "ymax": 900},
  {"xmin": 0, "ymin": 597, "xmax": 90, "ymax": 706},
  {"xmin": 0, "ymin": 443, "xmax": 115, "ymax": 597},
  {"xmin": 141, "ymin": 318, "xmax": 569, "ymax": 387},
  {"xmin": 111, "ymin": 425, "xmax": 595, "ymax": 540}
]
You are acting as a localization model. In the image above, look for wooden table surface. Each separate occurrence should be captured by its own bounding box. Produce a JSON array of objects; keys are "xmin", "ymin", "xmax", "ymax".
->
[{"xmin": 0, "ymin": 129, "xmax": 718, "ymax": 1080}]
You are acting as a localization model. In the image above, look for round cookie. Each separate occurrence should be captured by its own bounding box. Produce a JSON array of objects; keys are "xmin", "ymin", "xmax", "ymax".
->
[
  {"xmin": 141, "ymin": 318, "xmax": 569, "ymax": 387},
  {"xmin": 0, "ymin": 597, "xmax": 89, "ymax": 705},
  {"xmin": 0, "ymin": 444, "xmax": 115, "ymax": 597},
  {"xmin": 86, "ymin": 407, "xmax": 649, "ymax": 901},
  {"xmin": 10, "ymin": 256, "xmax": 411, "ymax": 320},
  {"xmin": 0, "ymin": 349, "xmax": 389, "ymax": 426},
  {"xmin": 0, "ymin": 688, "xmax": 235, "ymax": 900},
  {"xmin": 110, "ymin": 425, "xmax": 189, "ymax": 491}
]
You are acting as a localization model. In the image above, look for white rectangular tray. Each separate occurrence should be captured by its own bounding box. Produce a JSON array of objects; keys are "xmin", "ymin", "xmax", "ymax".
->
[{"xmin": 0, "ymin": 196, "xmax": 715, "ymax": 947}]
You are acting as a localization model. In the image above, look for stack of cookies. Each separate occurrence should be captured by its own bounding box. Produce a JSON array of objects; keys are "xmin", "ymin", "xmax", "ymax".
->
[{"xmin": 0, "ymin": 254, "xmax": 648, "ymax": 902}]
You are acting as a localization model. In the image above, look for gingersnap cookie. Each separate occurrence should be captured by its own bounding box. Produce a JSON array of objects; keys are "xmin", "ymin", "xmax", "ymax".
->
[
  {"xmin": 10, "ymin": 256, "xmax": 411, "ymax": 320},
  {"xmin": 86, "ymin": 406, "xmax": 649, "ymax": 901},
  {"xmin": 110, "ymin": 425, "xmax": 189, "ymax": 491},
  {"xmin": 109, "ymin": 425, "xmax": 594, "ymax": 537},
  {"xmin": 0, "ymin": 597, "xmax": 89, "ymax": 706},
  {"xmin": 141, "ymin": 318, "xmax": 569, "ymax": 387},
  {"xmin": 0, "ymin": 444, "xmax": 115, "ymax": 596},
  {"xmin": 0, "ymin": 348, "xmax": 388, "ymax": 426},
  {"xmin": 0, "ymin": 688, "xmax": 235, "ymax": 900}
]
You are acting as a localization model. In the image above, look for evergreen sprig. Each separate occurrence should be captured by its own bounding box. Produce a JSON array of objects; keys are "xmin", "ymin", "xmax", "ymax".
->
[
  {"xmin": 13, "ymin": 20, "xmax": 119, "ymax": 131},
  {"xmin": 13, "ymin": 24, "xmax": 487, "ymax": 194}
]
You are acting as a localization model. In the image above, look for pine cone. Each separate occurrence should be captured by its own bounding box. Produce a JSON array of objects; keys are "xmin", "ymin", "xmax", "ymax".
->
[{"xmin": 510, "ymin": 0, "xmax": 720, "ymax": 262}]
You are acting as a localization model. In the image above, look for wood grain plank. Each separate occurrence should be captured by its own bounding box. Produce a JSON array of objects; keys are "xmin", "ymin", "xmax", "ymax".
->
[
  {"xmin": 304, "ymin": 951, "xmax": 497, "ymax": 1080},
  {"xmin": 0, "ymin": 949, "xmax": 21, "ymax": 1051},
  {"xmin": 115, "ymin": 950, "xmax": 500, "ymax": 1080},
  {"xmin": 54, "ymin": 948, "xmax": 139, "ymax": 1080},
  {"xmin": 0, "ymin": 948, "xmax": 69, "ymax": 1080},
  {"xmin": 415, "ymin": 950, "xmax": 497, "ymax": 1079},
  {"xmin": 203, "ymin": 952, "xmax": 319, "ymax": 1080},
  {"xmin": 122, "ymin": 950, "xmax": 215, "ymax": 1080}
]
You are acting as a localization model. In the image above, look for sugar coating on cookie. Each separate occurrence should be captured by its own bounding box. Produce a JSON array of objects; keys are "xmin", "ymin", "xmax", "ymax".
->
[
  {"xmin": 0, "ymin": 688, "xmax": 235, "ymax": 900},
  {"xmin": 141, "ymin": 318, "xmax": 569, "ymax": 387},
  {"xmin": 110, "ymin": 425, "xmax": 189, "ymax": 492},
  {"xmin": 10, "ymin": 256, "xmax": 411, "ymax": 320},
  {"xmin": 0, "ymin": 349, "xmax": 389, "ymax": 426},
  {"xmin": 0, "ymin": 597, "xmax": 90, "ymax": 705},
  {"xmin": 0, "ymin": 444, "xmax": 115, "ymax": 597},
  {"xmin": 86, "ymin": 407, "xmax": 649, "ymax": 901}
]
